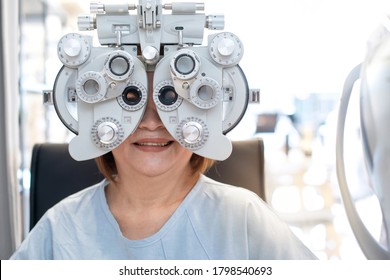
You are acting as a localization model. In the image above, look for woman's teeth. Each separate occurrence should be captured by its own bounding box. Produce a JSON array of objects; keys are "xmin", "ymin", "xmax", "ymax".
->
[{"xmin": 136, "ymin": 141, "xmax": 173, "ymax": 147}]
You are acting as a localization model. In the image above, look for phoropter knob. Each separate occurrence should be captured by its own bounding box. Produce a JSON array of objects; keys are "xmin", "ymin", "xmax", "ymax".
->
[
  {"xmin": 176, "ymin": 118, "xmax": 209, "ymax": 151},
  {"xmin": 209, "ymin": 32, "xmax": 244, "ymax": 66},
  {"xmin": 91, "ymin": 117, "xmax": 124, "ymax": 150},
  {"xmin": 97, "ymin": 121, "xmax": 118, "ymax": 145},
  {"xmin": 58, "ymin": 33, "xmax": 91, "ymax": 67},
  {"xmin": 78, "ymin": 15, "xmax": 96, "ymax": 31},
  {"xmin": 182, "ymin": 121, "xmax": 203, "ymax": 144},
  {"xmin": 206, "ymin": 14, "xmax": 224, "ymax": 30}
]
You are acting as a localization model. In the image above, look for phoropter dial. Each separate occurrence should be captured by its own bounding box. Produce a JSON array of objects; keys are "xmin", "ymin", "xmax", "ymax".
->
[
  {"xmin": 190, "ymin": 77, "xmax": 221, "ymax": 109},
  {"xmin": 104, "ymin": 50, "xmax": 135, "ymax": 81},
  {"xmin": 170, "ymin": 49, "xmax": 201, "ymax": 80},
  {"xmin": 57, "ymin": 33, "xmax": 91, "ymax": 67},
  {"xmin": 76, "ymin": 71, "xmax": 107, "ymax": 103},
  {"xmin": 91, "ymin": 117, "xmax": 124, "ymax": 150},
  {"xmin": 117, "ymin": 81, "xmax": 148, "ymax": 111},
  {"xmin": 209, "ymin": 32, "xmax": 244, "ymax": 66},
  {"xmin": 153, "ymin": 80, "xmax": 183, "ymax": 111},
  {"xmin": 176, "ymin": 117, "xmax": 209, "ymax": 150}
]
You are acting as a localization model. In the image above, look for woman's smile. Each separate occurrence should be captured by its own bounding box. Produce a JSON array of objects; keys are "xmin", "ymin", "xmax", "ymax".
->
[{"xmin": 133, "ymin": 139, "xmax": 175, "ymax": 152}]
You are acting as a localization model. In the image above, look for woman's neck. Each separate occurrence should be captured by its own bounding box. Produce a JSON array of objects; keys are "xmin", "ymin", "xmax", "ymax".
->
[
  {"xmin": 109, "ymin": 169, "xmax": 198, "ymax": 209},
  {"xmin": 104, "ymin": 167, "xmax": 199, "ymax": 240}
]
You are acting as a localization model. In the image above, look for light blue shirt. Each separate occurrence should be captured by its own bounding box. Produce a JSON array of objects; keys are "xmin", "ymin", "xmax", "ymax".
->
[{"xmin": 11, "ymin": 175, "xmax": 317, "ymax": 259}]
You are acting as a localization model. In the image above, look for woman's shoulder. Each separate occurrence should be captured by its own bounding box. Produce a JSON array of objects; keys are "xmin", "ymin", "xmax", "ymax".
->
[
  {"xmin": 194, "ymin": 175, "xmax": 268, "ymax": 213},
  {"xmin": 45, "ymin": 179, "xmax": 107, "ymax": 218},
  {"xmin": 10, "ymin": 180, "xmax": 109, "ymax": 260},
  {"xmin": 195, "ymin": 175, "xmax": 284, "ymax": 224},
  {"xmin": 194, "ymin": 176, "xmax": 318, "ymax": 259},
  {"xmin": 199, "ymin": 175, "xmax": 264, "ymax": 203}
]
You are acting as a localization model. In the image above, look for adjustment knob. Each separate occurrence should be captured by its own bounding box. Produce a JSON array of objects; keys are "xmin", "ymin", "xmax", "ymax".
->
[
  {"xmin": 90, "ymin": 2, "xmax": 105, "ymax": 14},
  {"xmin": 91, "ymin": 117, "xmax": 124, "ymax": 150},
  {"xmin": 176, "ymin": 117, "xmax": 209, "ymax": 150},
  {"xmin": 97, "ymin": 121, "xmax": 118, "ymax": 144},
  {"xmin": 209, "ymin": 32, "xmax": 243, "ymax": 66},
  {"xmin": 217, "ymin": 38, "xmax": 235, "ymax": 56},
  {"xmin": 58, "ymin": 33, "xmax": 91, "ymax": 67},
  {"xmin": 182, "ymin": 121, "xmax": 203, "ymax": 144},
  {"xmin": 78, "ymin": 15, "xmax": 96, "ymax": 31},
  {"xmin": 206, "ymin": 14, "xmax": 225, "ymax": 30},
  {"xmin": 63, "ymin": 38, "xmax": 81, "ymax": 57},
  {"xmin": 142, "ymin": 45, "xmax": 160, "ymax": 65}
]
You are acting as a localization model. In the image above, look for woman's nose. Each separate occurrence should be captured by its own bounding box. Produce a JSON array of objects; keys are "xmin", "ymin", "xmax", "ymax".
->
[{"xmin": 138, "ymin": 92, "xmax": 164, "ymax": 131}]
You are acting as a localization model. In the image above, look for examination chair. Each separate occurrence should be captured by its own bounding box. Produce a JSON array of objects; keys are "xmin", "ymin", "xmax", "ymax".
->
[{"xmin": 29, "ymin": 138, "xmax": 265, "ymax": 229}]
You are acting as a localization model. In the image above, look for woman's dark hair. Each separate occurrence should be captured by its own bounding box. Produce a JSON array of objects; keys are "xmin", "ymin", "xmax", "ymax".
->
[{"xmin": 95, "ymin": 152, "xmax": 215, "ymax": 182}]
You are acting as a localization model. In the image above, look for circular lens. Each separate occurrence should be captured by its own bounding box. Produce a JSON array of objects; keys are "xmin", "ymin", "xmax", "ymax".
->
[
  {"xmin": 189, "ymin": 77, "xmax": 221, "ymax": 109},
  {"xmin": 153, "ymin": 80, "xmax": 183, "ymax": 111},
  {"xmin": 109, "ymin": 55, "xmax": 130, "ymax": 76},
  {"xmin": 83, "ymin": 79, "xmax": 100, "ymax": 95},
  {"xmin": 122, "ymin": 86, "xmax": 142, "ymax": 105},
  {"xmin": 175, "ymin": 54, "xmax": 195, "ymax": 75},
  {"xmin": 76, "ymin": 71, "xmax": 107, "ymax": 103},
  {"xmin": 198, "ymin": 85, "xmax": 214, "ymax": 101},
  {"xmin": 159, "ymin": 86, "xmax": 178, "ymax": 105}
]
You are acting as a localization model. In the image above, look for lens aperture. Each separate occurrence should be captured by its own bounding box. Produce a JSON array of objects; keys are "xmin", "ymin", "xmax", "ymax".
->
[
  {"xmin": 175, "ymin": 54, "xmax": 195, "ymax": 75},
  {"xmin": 109, "ymin": 55, "xmax": 130, "ymax": 76},
  {"xmin": 122, "ymin": 86, "xmax": 142, "ymax": 106},
  {"xmin": 198, "ymin": 85, "xmax": 214, "ymax": 101},
  {"xmin": 159, "ymin": 86, "xmax": 178, "ymax": 105},
  {"xmin": 83, "ymin": 79, "xmax": 100, "ymax": 95}
]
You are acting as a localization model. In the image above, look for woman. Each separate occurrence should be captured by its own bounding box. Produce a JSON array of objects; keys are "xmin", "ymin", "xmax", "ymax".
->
[{"xmin": 11, "ymin": 74, "xmax": 317, "ymax": 259}]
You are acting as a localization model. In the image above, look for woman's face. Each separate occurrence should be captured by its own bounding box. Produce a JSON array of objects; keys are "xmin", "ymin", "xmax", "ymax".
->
[{"xmin": 112, "ymin": 73, "xmax": 193, "ymax": 178}]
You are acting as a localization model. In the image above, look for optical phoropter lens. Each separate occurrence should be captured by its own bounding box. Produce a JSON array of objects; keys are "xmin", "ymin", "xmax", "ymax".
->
[
  {"xmin": 153, "ymin": 80, "xmax": 182, "ymax": 111},
  {"xmin": 109, "ymin": 55, "xmax": 130, "ymax": 76},
  {"xmin": 170, "ymin": 50, "xmax": 200, "ymax": 80},
  {"xmin": 122, "ymin": 86, "xmax": 142, "ymax": 105},
  {"xmin": 83, "ymin": 79, "xmax": 100, "ymax": 95},
  {"xmin": 189, "ymin": 77, "xmax": 221, "ymax": 109},
  {"xmin": 198, "ymin": 85, "xmax": 214, "ymax": 101},
  {"xmin": 159, "ymin": 86, "xmax": 178, "ymax": 105},
  {"xmin": 174, "ymin": 54, "xmax": 195, "ymax": 75}
]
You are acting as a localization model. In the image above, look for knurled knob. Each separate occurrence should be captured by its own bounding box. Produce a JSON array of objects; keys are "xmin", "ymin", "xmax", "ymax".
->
[
  {"xmin": 206, "ymin": 14, "xmax": 225, "ymax": 30},
  {"xmin": 78, "ymin": 15, "xmax": 96, "ymax": 31},
  {"xmin": 182, "ymin": 121, "xmax": 203, "ymax": 144},
  {"xmin": 97, "ymin": 122, "xmax": 118, "ymax": 144}
]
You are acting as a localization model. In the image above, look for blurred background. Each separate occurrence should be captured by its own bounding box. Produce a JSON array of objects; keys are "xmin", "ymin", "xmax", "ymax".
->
[{"xmin": 16, "ymin": 0, "xmax": 390, "ymax": 259}]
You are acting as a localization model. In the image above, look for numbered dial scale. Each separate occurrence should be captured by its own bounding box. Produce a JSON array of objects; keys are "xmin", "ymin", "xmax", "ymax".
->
[
  {"xmin": 57, "ymin": 33, "xmax": 91, "ymax": 67},
  {"xmin": 209, "ymin": 32, "xmax": 244, "ymax": 67}
]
